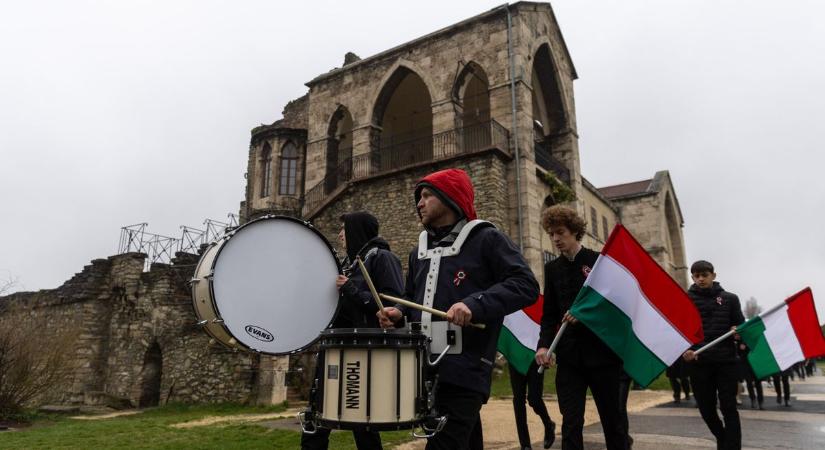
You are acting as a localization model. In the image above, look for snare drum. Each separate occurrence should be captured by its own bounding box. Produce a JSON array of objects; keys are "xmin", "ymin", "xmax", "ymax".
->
[
  {"xmin": 315, "ymin": 328, "xmax": 428, "ymax": 431},
  {"xmin": 191, "ymin": 215, "xmax": 341, "ymax": 354}
]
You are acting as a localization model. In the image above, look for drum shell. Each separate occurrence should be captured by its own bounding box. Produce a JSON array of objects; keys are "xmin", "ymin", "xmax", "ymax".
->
[
  {"xmin": 191, "ymin": 238, "xmax": 248, "ymax": 351},
  {"xmin": 316, "ymin": 328, "xmax": 427, "ymax": 430},
  {"xmin": 189, "ymin": 215, "xmax": 341, "ymax": 354}
]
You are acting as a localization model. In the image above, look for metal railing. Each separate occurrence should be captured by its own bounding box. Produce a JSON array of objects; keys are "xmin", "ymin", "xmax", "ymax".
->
[
  {"xmin": 534, "ymin": 140, "xmax": 571, "ymax": 184},
  {"xmin": 303, "ymin": 120, "xmax": 509, "ymax": 214}
]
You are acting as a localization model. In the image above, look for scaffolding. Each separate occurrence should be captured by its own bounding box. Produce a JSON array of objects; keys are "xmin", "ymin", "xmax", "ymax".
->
[{"xmin": 118, "ymin": 214, "xmax": 239, "ymax": 271}]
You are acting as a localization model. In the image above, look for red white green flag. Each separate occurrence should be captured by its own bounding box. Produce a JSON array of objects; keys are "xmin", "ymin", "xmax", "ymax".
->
[
  {"xmin": 498, "ymin": 294, "xmax": 544, "ymax": 375},
  {"xmin": 738, "ymin": 288, "xmax": 825, "ymax": 380},
  {"xmin": 569, "ymin": 225, "xmax": 704, "ymax": 387}
]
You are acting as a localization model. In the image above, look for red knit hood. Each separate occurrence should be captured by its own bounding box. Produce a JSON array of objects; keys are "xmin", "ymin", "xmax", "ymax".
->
[{"xmin": 414, "ymin": 168, "xmax": 477, "ymax": 221}]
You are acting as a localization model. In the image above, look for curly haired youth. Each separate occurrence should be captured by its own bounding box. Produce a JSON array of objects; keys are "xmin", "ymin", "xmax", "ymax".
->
[{"xmin": 541, "ymin": 205, "xmax": 587, "ymax": 241}]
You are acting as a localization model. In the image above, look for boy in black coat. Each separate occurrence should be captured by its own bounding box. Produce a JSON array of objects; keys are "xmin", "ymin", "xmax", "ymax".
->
[
  {"xmin": 682, "ymin": 260, "xmax": 745, "ymax": 450},
  {"xmin": 535, "ymin": 205, "xmax": 627, "ymax": 450}
]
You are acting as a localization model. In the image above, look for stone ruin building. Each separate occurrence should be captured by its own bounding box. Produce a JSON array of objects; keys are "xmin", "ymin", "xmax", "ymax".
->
[{"xmin": 0, "ymin": 2, "xmax": 687, "ymax": 409}]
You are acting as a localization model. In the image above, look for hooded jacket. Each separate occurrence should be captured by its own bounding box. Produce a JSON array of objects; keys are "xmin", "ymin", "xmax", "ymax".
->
[
  {"xmin": 334, "ymin": 212, "xmax": 404, "ymax": 328},
  {"xmin": 687, "ymin": 281, "xmax": 744, "ymax": 364},
  {"xmin": 404, "ymin": 168, "xmax": 538, "ymax": 400}
]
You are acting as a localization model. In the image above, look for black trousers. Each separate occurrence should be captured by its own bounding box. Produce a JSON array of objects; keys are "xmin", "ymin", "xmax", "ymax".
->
[
  {"xmin": 617, "ymin": 372, "xmax": 632, "ymax": 447},
  {"xmin": 301, "ymin": 427, "xmax": 383, "ymax": 450},
  {"xmin": 668, "ymin": 375, "xmax": 691, "ymax": 400},
  {"xmin": 772, "ymin": 372, "xmax": 790, "ymax": 403},
  {"xmin": 556, "ymin": 362, "xmax": 627, "ymax": 450},
  {"xmin": 508, "ymin": 361, "xmax": 554, "ymax": 448},
  {"xmin": 689, "ymin": 362, "xmax": 741, "ymax": 450},
  {"xmin": 743, "ymin": 370, "xmax": 763, "ymax": 405},
  {"xmin": 426, "ymin": 383, "xmax": 484, "ymax": 450}
]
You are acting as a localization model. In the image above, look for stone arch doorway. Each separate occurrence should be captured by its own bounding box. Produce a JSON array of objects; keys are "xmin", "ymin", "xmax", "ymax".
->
[
  {"xmin": 138, "ymin": 342, "xmax": 163, "ymax": 408},
  {"xmin": 531, "ymin": 43, "xmax": 570, "ymax": 179},
  {"xmin": 325, "ymin": 106, "xmax": 354, "ymax": 193},
  {"xmin": 453, "ymin": 62, "xmax": 491, "ymax": 152},
  {"xmin": 371, "ymin": 67, "xmax": 433, "ymax": 170}
]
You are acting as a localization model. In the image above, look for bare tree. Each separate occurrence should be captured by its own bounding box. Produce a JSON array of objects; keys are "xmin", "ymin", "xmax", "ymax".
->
[{"xmin": 744, "ymin": 296, "xmax": 762, "ymax": 319}]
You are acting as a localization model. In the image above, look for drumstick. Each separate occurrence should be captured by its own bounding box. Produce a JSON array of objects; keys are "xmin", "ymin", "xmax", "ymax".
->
[
  {"xmin": 378, "ymin": 293, "xmax": 486, "ymax": 330},
  {"xmin": 355, "ymin": 256, "xmax": 386, "ymax": 316}
]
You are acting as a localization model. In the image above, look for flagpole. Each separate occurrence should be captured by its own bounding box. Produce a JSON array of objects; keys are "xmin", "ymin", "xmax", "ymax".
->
[
  {"xmin": 537, "ymin": 319, "xmax": 568, "ymax": 374},
  {"xmin": 695, "ymin": 299, "xmax": 788, "ymax": 355}
]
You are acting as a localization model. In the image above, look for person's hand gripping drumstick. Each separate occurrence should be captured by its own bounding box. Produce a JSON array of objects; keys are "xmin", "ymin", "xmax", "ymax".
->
[
  {"xmin": 356, "ymin": 256, "xmax": 388, "ymax": 321},
  {"xmin": 377, "ymin": 293, "xmax": 486, "ymax": 330}
]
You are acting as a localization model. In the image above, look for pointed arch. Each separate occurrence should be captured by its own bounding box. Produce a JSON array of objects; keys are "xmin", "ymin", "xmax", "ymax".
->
[
  {"xmin": 260, "ymin": 142, "xmax": 273, "ymax": 198},
  {"xmin": 531, "ymin": 42, "xmax": 570, "ymax": 139},
  {"xmin": 138, "ymin": 342, "xmax": 163, "ymax": 408},
  {"xmin": 279, "ymin": 141, "xmax": 299, "ymax": 196},
  {"xmin": 325, "ymin": 106, "xmax": 354, "ymax": 193},
  {"xmin": 369, "ymin": 63, "xmax": 433, "ymax": 170},
  {"xmin": 452, "ymin": 61, "xmax": 491, "ymax": 151}
]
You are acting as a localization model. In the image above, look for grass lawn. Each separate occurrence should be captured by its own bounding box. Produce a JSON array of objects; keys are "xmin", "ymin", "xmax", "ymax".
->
[
  {"xmin": 490, "ymin": 364, "xmax": 672, "ymax": 398},
  {"xmin": 0, "ymin": 403, "xmax": 414, "ymax": 450}
]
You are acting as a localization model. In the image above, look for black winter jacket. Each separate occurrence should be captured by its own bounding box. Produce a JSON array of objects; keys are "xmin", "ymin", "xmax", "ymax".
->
[
  {"xmin": 538, "ymin": 247, "xmax": 621, "ymax": 368},
  {"xmin": 402, "ymin": 224, "xmax": 539, "ymax": 400},
  {"xmin": 334, "ymin": 237, "xmax": 404, "ymax": 328},
  {"xmin": 687, "ymin": 282, "xmax": 745, "ymax": 364}
]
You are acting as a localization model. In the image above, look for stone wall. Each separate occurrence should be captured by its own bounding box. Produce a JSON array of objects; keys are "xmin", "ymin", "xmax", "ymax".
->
[
  {"xmin": 0, "ymin": 252, "xmax": 264, "ymax": 408},
  {"xmin": 308, "ymin": 153, "xmax": 512, "ymax": 273}
]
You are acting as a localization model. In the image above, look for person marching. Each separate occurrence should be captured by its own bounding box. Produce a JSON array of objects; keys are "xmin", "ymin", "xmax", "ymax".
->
[
  {"xmin": 507, "ymin": 313, "xmax": 557, "ymax": 450},
  {"xmin": 737, "ymin": 342, "xmax": 763, "ymax": 409},
  {"xmin": 771, "ymin": 369, "xmax": 792, "ymax": 407},
  {"xmin": 379, "ymin": 168, "xmax": 539, "ymax": 450},
  {"xmin": 535, "ymin": 205, "xmax": 628, "ymax": 450},
  {"xmin": 681, "ymin": 260, "xmax": 745, "ymax": 450},
  {"xmin": 301, "ymin": 211, "xmax": 404, "ymax": 450},
  {"xmin": 666, "ymin": 358, "xmax": 692, "ymax": 404}
]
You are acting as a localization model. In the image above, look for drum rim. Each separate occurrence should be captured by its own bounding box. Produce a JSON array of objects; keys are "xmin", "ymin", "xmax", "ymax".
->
[{"xmin": 207, "ymin": 214, "xmax": 343, "ymax": 355}]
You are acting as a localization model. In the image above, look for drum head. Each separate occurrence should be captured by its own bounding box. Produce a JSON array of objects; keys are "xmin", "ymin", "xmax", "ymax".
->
[{"xmin": 211, "ymin": 216, "xmax": 340, "ymax": 354}]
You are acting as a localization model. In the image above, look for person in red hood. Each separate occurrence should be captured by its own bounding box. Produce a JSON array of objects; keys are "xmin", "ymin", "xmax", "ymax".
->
[{"xmin": 379, "ymin": 168, "xmax": 539, "ymax": 450}]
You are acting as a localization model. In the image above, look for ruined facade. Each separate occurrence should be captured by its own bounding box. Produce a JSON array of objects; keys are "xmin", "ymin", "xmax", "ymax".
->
[{"xmin": 242, "ymin": 2, "xmax": 689, "ymax": 287}]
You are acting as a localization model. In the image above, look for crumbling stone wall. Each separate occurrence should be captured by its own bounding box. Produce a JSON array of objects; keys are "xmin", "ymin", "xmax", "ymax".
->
[{"xmin": 0, "ymin": 252, "xmax": 260, "ymax": 408}]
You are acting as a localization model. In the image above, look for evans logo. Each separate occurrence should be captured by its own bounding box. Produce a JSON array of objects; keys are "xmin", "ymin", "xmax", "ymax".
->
[{"xmin": 245, "ymin": 325, "xmax": 274, "ymax": 342}]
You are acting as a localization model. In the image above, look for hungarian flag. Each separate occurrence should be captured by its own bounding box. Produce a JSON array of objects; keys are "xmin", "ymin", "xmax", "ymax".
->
[
  {"xmin": 570, "ymin": 225, "xmax": 704, "ymax": 387},
  {"xmin": 737, "ymin": 288, "xmax": 825, "ymax": 380},
  {"xmin": 498, "ymin": 294, "xmax": 544, "ymax": 375}
]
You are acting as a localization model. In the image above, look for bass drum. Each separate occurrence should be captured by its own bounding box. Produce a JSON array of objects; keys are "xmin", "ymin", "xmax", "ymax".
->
[{"xmin": 191, "ymin": 215, "xmax": 341, "ymax": 354}]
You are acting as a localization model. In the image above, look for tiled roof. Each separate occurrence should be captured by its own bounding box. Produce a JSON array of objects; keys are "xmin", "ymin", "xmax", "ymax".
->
[{"xmin": 598, "ymin": 179, "xmax": 653, "ymax": 199}]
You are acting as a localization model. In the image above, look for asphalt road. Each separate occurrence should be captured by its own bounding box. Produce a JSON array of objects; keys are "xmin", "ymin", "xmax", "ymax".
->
[{"xmin": 580, "ymin": 373, "xmax": 825, "ymax": 450}]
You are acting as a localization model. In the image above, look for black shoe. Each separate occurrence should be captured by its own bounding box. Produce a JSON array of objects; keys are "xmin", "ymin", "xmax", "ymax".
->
[
  {"xmin": 750, "ymin": 399, "xmax": 756, "ymax": 409},
  {"xmin": 777, "ymin": 397, "xmax": 782, "ymax": 404},
  {"xmin": 784, "ymin": 401, "xmax": 791, "ymax": 407},
  {"xmin": 544, "ymin": 421, "xmax": 556, "ymax": 449},
  {"xmin": 758, "ymin": 402, "xmax": 765, "ymax": 410}
]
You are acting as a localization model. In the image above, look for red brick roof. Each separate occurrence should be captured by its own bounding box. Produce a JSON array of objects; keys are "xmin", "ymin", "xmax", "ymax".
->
[{"xmin": 598, "ymin": 179, "xmax": 653, "ymax": 199}]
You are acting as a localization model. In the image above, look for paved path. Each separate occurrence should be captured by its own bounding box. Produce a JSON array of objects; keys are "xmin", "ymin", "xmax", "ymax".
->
[{"xmin": 582, "ymin": 374, "xmax": 825, "ymax": 450}]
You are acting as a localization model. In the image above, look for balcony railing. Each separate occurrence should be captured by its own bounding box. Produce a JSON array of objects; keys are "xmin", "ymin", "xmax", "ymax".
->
[
  {"xmin": 303, "ymin": 120, "xmax": 509, "ymax": 215},
  {"xmin": 534, "ymin": 140, "xmax": 570, "ymax": 184}
]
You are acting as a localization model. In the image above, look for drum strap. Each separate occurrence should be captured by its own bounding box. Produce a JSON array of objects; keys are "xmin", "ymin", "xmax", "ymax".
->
[{"xmin": 417, "ymin": 220, "xmax": 493, "ymax": 336}]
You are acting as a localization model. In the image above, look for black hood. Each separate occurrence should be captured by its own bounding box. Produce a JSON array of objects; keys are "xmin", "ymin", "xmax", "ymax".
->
[
  {"xmin": 688, "ymin": 281, "xmax": 725, "ymax": 297},
  {"xmin": 341, "ymin": 211, "xmax": 379, "ymax": 261}
]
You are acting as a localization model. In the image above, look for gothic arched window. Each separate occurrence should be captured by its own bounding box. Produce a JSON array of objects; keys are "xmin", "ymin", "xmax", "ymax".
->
[
  {"xmin": 260, "ymin": 142, "xmax": 273, "ymax": 198},
  {"xmin": 279, "ymin": 142, "xmax": 298, "ymax": 195}
]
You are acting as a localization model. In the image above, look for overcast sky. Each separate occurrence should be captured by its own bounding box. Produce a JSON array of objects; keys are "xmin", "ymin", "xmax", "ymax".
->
[{"xmin": 1, "ymin": 1, "xmax": 823, "ymax": 319}]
